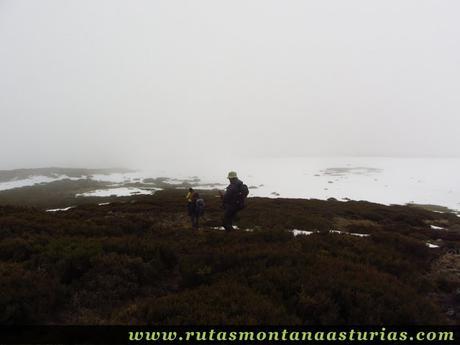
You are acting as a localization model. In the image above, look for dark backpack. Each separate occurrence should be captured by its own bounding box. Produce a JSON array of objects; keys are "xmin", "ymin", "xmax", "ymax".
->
[
  {"xmin": 236, "ymin": 184, "xmax": 249, "ymax": 209},
  {"xmin": 195, "ymin": 198, "xmax": 205, "ymax": 216}
]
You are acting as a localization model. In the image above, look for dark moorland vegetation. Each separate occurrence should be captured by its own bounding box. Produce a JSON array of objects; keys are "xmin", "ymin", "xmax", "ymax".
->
[{"xmin": 0, "ymin": 189, "xmax": 459, "ymax": 325}]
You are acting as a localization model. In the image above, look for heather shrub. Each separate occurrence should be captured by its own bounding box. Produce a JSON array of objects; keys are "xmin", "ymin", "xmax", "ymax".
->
[
  {"xmin": 0, "ymin": 237, "xmax": 35, "ymax": 261},
  {"xmin": 0, "ymin": 189, "xmax": 456, "ymax": 325},
  {"xmin": 39, "ymin": 238, "xmax": 103, "ymax": 284},
  {"xmin": 118, "ymin": 279, "xmax": 298, "ymax": 325},
  {"xmin": 73, "ymin": 253, "xmax": 152, "ymax": 309},
  {"xmin": 0, "ymin": 263, "xmax": 61, "ymax": 324}
]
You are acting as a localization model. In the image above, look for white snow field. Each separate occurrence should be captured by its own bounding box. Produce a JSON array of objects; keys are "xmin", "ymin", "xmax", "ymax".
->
[
  {"xmin": 0, "ymin": 175, "xmax": 83, "ymax": 191},
  {"xmin": 139, "ymin": 156, "xmax": 460, "ymax": 213},
  {"xmin": 76, "ymin": 187, "xmax": 159, "ymax": 197},
  {"xmin": 1, "ymin": 157, "xmax": 460, "ymax": 212}
]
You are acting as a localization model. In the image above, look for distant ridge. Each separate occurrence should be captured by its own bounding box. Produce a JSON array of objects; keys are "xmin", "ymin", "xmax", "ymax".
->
[{"xmin": 0, "ymin": 167, "xmax": 134, "ymax": 183}]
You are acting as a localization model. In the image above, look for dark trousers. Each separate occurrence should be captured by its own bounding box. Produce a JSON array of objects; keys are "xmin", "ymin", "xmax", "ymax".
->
[
  {"xmin": 223, "ymin": 205, "xmax": 239, "ymax": 231},
  {"xmin": 187, "ymin": 203, "xmax": 199, "ymax": 229},
  {"xmin": 191, "ymin": 213, "xmax": 199, "ymax": 229},
  {"xmin": 187, "ymin": 202, "xmax": 194, "ymax": 216}
]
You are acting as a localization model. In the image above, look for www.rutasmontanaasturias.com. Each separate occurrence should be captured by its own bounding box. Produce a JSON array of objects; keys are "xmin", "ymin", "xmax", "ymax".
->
[{"xmin": 128, "ymin": 328, "xmax": 455, "ymax": 342}]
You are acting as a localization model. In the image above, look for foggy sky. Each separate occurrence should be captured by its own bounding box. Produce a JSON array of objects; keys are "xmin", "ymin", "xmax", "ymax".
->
[{"xmin": 1, "ymin": 0, "xmax": 459, "ymax": 169}]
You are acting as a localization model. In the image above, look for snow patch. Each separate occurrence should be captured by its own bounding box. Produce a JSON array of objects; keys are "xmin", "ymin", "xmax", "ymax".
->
[
  {"xmin": 46, "ymin": 206, "xmax": 75, "ymax": 212},
  {"xmin": 426, "ymin": 243, "xmax": 440, "ymax": 248},
  {"xmin": 349, "ymin": 232, "xmax": 371, "ymax": 237},
  {"xmin": 76, "ymin": 187, "xmax": 159, "ymax": 197},
  {"xmin": 0, "ymin": 175, "xmax": 81, "ymax": 191},
  {"xmin": 430, "ymin": 225, "xmax": 445, "ymax": 230},
  {"xmin": 329, "ymin": 229, "xmax": 343, "ymax": 234},
  {"xmin": 329, "ymin": 229, "xmax": 370, "ymax": 237},
  {"xmin": 210, "ymin": 226, "xmax": 253, "ymax": 232},
  {"xmin": 90, "ymin": 172, "xmax": 144, "ymax": 183},
  {"xmin": 163, "ymin": 179, "xmax": 185, "ymax": 185},
  {"xmin": 211, "ymin": 226, "xmax": 226, "ymax": 231},
  {"xmin": 291, "ymin": 229, "xmax": 315, "ymax": 236}
]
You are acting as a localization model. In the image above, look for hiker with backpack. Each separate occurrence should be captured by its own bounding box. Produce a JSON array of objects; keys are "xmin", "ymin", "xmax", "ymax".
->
[
  {"xmin": 192, "ymin": 193, "xmax": 205, "ymax": 229},
  {"xmin": 221, "ymin": 171, "xmax": 249, "ymax": 232},
  {"xmin": 186, "ymin": 188, "xmax": 205, "ymax": 229}
]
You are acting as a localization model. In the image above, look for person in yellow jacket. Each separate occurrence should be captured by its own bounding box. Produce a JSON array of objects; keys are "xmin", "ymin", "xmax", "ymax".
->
[
  {"xmin": 186, "ymin": 187, "xmax": 194, "ymax": 204},
  {"xmin": 186, "ymin": 187, "xmax": 194, "ymax": 210}
]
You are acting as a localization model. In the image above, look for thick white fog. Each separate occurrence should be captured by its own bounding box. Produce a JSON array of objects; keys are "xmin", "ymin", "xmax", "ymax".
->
[{"xmin": 1, "ymin": 0, "xmax": 459, "ymax": 170}]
